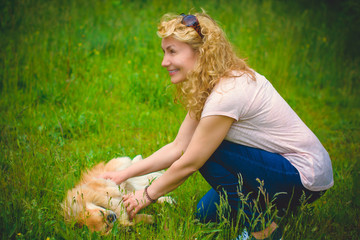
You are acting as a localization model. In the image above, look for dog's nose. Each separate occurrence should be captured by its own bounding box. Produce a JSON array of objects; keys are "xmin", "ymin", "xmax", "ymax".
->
[{"xmin": 107, "ymin": 212, "xmax": 117, "ymax": 223}]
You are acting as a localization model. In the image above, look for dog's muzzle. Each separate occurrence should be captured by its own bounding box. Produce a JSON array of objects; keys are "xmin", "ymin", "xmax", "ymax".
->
[{"xmin": 107, "ymin": 211, "xmax": 117, "ymax": 223}]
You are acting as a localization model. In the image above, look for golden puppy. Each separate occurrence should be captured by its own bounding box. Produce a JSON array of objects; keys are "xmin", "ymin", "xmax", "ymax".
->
[{"xmin": 61, "ymin": 155, "xmax": 173, "ymax": 233}]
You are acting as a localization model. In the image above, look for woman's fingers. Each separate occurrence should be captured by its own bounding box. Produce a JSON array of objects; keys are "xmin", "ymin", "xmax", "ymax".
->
[
  {"xmin": 97, "ymin": 171, "xmax": 123, "ymax": 184},
  {"xmin": 123, "ymin": 194, "xmax": 138, "ymax": 219},
  {"xmin": 122, "ymin": 194, "xmax": 129, "ymax": 201},
  {"xmin": 122, "ymin": 190, "xmax": 151, "ymax": 220},
  {"xmin": 128, "ymin": 206, "xmax": 137, "ymax": 219}
]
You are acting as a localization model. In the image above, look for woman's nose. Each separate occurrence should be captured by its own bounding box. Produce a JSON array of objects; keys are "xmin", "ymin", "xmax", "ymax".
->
[{"xmin": 161, "ymin": 55, "xmax": 170, "ymax": 67}]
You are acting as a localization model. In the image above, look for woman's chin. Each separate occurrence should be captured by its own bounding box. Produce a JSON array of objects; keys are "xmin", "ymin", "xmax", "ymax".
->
[{"xmin": 170, "ymin": 76, "xmax": 186, "ymax": 84}]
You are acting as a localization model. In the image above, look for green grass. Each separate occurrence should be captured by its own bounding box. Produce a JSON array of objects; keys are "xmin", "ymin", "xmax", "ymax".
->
[{"xmin": 1, "ymin": 0, "xmax": 359, "ymax": 239}]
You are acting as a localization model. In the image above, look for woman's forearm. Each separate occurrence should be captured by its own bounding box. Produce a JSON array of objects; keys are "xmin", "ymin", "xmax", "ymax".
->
[
  {"xmin": 122, "ymin": 116, "xmax": 233, "ymax": 220},
  {"xmin": 145, "ymin": 115, "xmax": 235, "ymax": 200},
  {"xmin": 145, "ymin": 157, "xmax": 197, "ymax": 200},
  {"xmin": 122, "ymin": 141, "xmax": 185, "ymax": 180}
]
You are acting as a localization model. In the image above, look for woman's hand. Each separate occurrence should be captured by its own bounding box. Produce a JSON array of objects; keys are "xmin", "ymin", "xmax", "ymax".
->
[
  {"xmin": 123, "ymin": 189, "xmax": 152, "ymax": 220},
  {"xmin": 98, "ymin": 171, "xmax": 126, "ymax": 185}
]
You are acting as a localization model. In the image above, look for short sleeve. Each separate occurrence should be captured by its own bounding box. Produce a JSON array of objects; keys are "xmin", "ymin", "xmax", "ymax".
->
[{"xmin": 201, "ymin": 76, "xmax": 253, "ymax": 121}]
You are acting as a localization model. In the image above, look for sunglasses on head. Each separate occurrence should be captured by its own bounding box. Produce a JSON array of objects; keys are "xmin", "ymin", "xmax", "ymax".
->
[{"xmin": 180, "ymin": 13, "xmax": 204, "ymax": 39}]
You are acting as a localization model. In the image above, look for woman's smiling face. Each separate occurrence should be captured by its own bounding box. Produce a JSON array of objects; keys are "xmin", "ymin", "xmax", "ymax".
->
[{"xmin": 161, "ymin": 37, "xmax": 198, "ymax": 84}]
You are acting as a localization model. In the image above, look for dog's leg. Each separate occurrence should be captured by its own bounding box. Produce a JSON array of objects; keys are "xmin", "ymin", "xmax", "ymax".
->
[
  {"xmin": 157, "ymin": 196, "xmax": 176, "ymax": 205},
  {"xmin": 133, "ymin": 214, "xmax": 154, "ymax": 224},
  {"xmin": 116, "ymin": 214, "xmax": 153, "ymax": 226},
  {"xmin": 132, "ymin": 155, "xmax": 143, "ymax": 163},
  {"xmin": 104, "ymin": 157, "xmax": 132, "ymax": 172}
]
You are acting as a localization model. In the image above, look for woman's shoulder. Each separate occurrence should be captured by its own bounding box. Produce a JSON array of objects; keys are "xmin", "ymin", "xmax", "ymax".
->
[
  {"xmin": 202, "ymin": 70, "xmax": 258, "ymax": 120},
  {"xmin": 215, "ymin": 70, "xmax": 259, "ymax": 91}
]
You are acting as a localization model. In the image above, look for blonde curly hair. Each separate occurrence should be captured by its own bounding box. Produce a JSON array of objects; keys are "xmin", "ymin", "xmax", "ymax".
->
[{"xmin": 157, "ymin": 11, "xmax": 255, "ymax": 120}]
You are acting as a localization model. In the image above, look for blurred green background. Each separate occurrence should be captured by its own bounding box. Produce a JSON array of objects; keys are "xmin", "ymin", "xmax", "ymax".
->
[{"xmin": 1, "ymin": 0, "xmax": 359, "ymax": 239}]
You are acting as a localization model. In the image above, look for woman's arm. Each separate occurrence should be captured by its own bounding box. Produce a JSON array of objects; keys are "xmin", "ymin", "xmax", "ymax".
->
[
  {"xmin": 124, "ymin": 115, "xmax": 234, "ymax": 219},
  {"xmin": 100, "ymin": 112, "xmax": 199, "ymax": 184}
]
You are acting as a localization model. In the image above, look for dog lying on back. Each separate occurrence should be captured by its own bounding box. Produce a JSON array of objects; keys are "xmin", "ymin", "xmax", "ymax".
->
[{"xmin": 61, "ymin": 155, "xmax": 173, "ymax": 233}]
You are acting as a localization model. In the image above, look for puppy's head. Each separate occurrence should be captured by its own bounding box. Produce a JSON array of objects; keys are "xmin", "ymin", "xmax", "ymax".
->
[
  {"xmin": 61, "ymin": 187, "xmax": 120, "ymax": 233},
  {"xmin": 77, "ymin": 203, "xmax": 118, "ymax": 233}
]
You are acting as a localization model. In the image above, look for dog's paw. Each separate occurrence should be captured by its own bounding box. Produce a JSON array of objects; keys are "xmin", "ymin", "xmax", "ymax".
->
[
  {"xmin": 157, "ymin": 196, "xmax": 176, "ymax": 205},
  {"xmin": 132, "ymin": 155, "xmax": 143, "ymax": 163}
]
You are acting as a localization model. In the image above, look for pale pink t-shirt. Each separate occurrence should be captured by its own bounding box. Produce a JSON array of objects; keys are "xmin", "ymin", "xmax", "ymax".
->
[{"xmin": 201, "ymin": 71, "xmax": 333, "ymax": 191}]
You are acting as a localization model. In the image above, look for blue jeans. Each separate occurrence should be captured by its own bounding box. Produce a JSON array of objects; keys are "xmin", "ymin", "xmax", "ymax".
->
[{"xmin": 196, "ymin": 140, "xmax": 324, "ymax": 225}]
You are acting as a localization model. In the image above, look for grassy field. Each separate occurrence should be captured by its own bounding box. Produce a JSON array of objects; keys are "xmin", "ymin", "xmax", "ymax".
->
[{"xmin": 1, "ymin": 0, "xmax": 359, "ymax": 239}]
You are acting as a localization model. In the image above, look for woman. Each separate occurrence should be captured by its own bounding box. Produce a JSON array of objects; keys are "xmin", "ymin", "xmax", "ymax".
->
[{"xmin": 101, "ymin": 12, "xmax": 333, "ymax": 239}]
